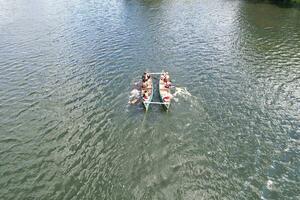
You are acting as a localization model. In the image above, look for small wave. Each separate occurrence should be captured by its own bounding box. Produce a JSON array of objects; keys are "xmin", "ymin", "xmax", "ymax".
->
[
  {"xmin": 173, "ymin": 87, "xmax": 194, "ymax": 103},
  {"xmin": 173, "ymin": 87, "xmax": 192, "ymax": 97},
  {"xmin": 130, "ymin": 89, "xmax": 140, "ymax": 97},
  {"xmin": 128, "ymin": 81, "xmax": 141, "ymax": 105},
  {"xmin": 172, "ymin": 87, "xmax": 199, "ymax": 108}
]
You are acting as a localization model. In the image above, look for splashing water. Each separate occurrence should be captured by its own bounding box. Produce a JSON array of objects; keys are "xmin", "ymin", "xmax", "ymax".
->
[
  {"xmin": 172, "ymin": 87, "xmax": 192, "ymax": 102},
  {"xmin": 172, "ymin": 87, "xmax": 199, "ymax": 108},
  {"xmin": 130, "ymin": 89, "xmax": 140, "ymax": 98},
  {"xmin": 173, "ymin": 87, "xmax": 192, "ymax": 97},
  {"xmin": 128, "ymin": 81, "xmax": 141, "ymax": 104}
]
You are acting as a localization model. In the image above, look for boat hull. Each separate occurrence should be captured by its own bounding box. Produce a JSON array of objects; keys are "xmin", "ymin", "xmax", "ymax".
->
[
  {"xmin": 159, "ymin": 74, "xmax": 171, "ymax": 110},
  {"xmin": 142, "ymin": 77, "xmax": 154, "ymax": 111}
]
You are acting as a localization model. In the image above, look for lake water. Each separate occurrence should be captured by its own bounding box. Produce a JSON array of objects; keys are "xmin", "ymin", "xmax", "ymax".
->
[{"xmin": 0, "ymin": 0, "xmax": 299, "ymax": 199}]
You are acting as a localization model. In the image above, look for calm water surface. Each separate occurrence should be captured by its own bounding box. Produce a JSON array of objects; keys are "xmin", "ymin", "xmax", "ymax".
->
[{"xmin": 0, "ymin": 0, "xmax": 299, "ymax": 199}]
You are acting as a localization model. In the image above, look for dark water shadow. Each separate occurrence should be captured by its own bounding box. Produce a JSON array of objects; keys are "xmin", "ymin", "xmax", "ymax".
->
[
  {"xmin": 132, "ymin": 0, "xmax": 163, "ymax": 7},
  {"xmin": 245, "ymin": 0, "xmax": 300, "ymax": 9}
]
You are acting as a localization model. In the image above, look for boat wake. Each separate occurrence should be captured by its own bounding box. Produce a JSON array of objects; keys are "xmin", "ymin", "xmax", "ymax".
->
[
  {"xmin": 172, "ymin": 87, "xmax": 198, "ymax": 107},
  {"xmin": 128, "ymin": 81, "xmax": 141, "ymax": 104},
  {"xmin": 128, "ymin": 79, "xmax": 197, "ymax": 108},
  {"xmin": 172, "ymin": 87, "xmax": 192, "ymax": 101}
]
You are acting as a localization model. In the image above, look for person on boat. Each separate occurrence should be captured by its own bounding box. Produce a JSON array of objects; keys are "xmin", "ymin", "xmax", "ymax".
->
[
  {"xmin": 160, "ymin": 73, "xmax": 166, "ymax": 81},
  {"xmin": 142, "ymin": 74, "xmax": 152, "ymax": 89},
  {"xmin": 160, "ymin": 72, "xmax": 171, "ymax": 88},
  {"xmin": 165, "ymin": 72, "xmax": 170, "ymax": 82},
  {"xmin": 142, "ymin": 72, "xmax": 151, "ymax": 82},
  {"xmin": 163, "ymin": 96, "xmax": 170, "ymax": 102},
  {"xmin": 142, "ymin": 72, "xmax": 148, "ymax": 82},
  {"xmin": 162, "ymin": 94, "xmax": 173, "ymax": 102},
  {"xmin": 142, "ymin": 80, "xmax": 152, "ymax": 90},
  {"xmin": 142, "ymin": 81, "xmax": 148, "ymax": 89},
  {"xmin": 147, "ymin": 77, "xmax": 152, "ymax": 86},
  {"xmin": 160, "ymin": 72, "xmax": 170, "ymax": 82},
  {"xmin": 143, "ymin": 90, "xmax": 149, "ymax": 101},
  {"xmin": 164, "ymin": 81, "xmax": 172, "ymax": 89}
]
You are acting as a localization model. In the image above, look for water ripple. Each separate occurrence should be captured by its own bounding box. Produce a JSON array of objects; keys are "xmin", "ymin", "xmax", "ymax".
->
[{"xmin": 0, "ymin": 0, "xmax": 300, "ymax": 199}]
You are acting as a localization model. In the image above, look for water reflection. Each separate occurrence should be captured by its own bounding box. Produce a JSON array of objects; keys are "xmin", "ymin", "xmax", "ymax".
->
[
  {"xmin": 236, "ymin": 2, "xmax": 300, "ymax": 199},
  {"xmin": 0, "ymin": 0, "xmax": 299, "ymax": 199}
]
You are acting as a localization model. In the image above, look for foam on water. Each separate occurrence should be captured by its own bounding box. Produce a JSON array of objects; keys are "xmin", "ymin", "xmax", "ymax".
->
[
  {"xmin": 128, "ymin": 88, "xmax": 140, "ymax": 104},
  {"xmin": 172, "ymin": 87, "xmax": 199, "ymax": 108},
  {"xmin": 173, "ymin": 87, "xmax": 192, "ymax": 98}
]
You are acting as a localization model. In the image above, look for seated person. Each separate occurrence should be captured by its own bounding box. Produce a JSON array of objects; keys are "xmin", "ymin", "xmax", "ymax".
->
[
  {"xmin": 163, "ymin": 95, "xmax": 171, "ymax": 102},
  {"xmin": 160, "ymin": 73, "xmax": 166, "ymax": 81},
  {"xmin": 147, "ymin": 78, "xmax": 152, "ymax": 87},
  {"xmin": 160, "ymin": 72, "xmax": 170, "ymax": 82},
  {"xmin": 143, "ymin": 90, "xmax": 149, "ymax": 100},
  {"xmin": 142, "ymin": 72, "xmax": 151, "ymax": 82},
  {"xmin": 142, "ymin": 81, "xmax": 148, "ymax": 89},
  {"xmin": 164, "ymin": 81, "xmax": 171, "ymax": 88},
  {"xmin": 142, "ymin": 73, "xmax": 147, "ymax": 82},
  {"xmin": 162, "ymin": 93, "xmax": 173, "ymax": 102},
  {"xmin": 142, "ymin": 80, "xmax": 152, "ymax": 89},
  {"xmin": 165, "ymin": 72, "xmax": 170, "ymax": 82}
]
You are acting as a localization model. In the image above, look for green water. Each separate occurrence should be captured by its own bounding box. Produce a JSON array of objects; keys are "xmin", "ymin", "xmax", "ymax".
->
[{"xmin": 0, "ymin": 0, "xmax": 299, "ymax": 199}]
